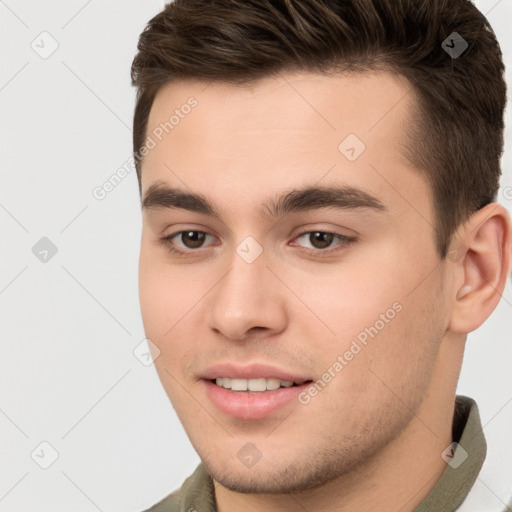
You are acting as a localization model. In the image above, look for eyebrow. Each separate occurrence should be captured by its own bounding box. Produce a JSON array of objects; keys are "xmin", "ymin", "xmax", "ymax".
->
[{"xmin": 141, "ymin": 180, "xmax": 388, "ymax": 218}]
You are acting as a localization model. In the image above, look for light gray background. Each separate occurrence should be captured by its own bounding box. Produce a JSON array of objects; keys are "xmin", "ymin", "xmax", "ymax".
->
[{"xmin": 1, "ymin": 1, "xmax": 511, "ymax": 511}]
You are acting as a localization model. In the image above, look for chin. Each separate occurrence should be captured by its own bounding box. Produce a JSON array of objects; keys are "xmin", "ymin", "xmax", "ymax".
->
[{"xmin": 202, "ymin": 453, "xmax": 350, "ymax": 495}]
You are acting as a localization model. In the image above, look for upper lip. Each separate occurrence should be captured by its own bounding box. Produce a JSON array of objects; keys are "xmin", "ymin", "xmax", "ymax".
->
[{"xmin": 201, "ymin": 362, "xmax": 312, "ymax": 383}]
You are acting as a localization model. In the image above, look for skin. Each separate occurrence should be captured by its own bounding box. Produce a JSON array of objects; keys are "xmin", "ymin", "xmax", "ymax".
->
[{"xmin": 138, "ymin": 70, "xmax": 512, "ymax": 512}]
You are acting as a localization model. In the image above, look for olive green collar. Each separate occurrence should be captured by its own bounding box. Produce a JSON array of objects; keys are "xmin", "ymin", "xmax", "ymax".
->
[{"xmin": 413, "ymin": 395, "xmax": 486, "ymax": 512}]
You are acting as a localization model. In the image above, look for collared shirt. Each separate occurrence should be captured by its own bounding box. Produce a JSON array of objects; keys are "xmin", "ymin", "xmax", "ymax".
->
[{"xmin": 144, "ymin": 395, "xmax": 508, "ymax": 512}]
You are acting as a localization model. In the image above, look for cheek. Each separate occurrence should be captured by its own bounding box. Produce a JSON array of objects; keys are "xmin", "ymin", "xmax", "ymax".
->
[
  {"xmin": 285, "ymin": 252, "xmax": 408, "ymax": 345},
  {"xmin": 138, "ymin": 256, "xmax": 167, "ymax": 336},
  {"xmin": 138, "ymin": 248, "xmax": 209, "ymax": 373},
  {"xmin": 288, "ymin": 249, "xmax": 442, "ymax": 388},
  {"xmin": 139, "ymin": 245, "xmax": 193, "ymax": 331}
]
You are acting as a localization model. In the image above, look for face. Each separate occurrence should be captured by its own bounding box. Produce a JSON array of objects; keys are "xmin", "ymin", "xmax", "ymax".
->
[{"xmin": 138, "ymin": 70, "xmax": 450, "ymax": 493}]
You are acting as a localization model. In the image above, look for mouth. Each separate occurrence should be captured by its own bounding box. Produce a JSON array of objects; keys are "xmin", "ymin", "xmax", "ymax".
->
[
  {"xmin": 209, "ymin": 377, "xmax": 312, "ymax": 392},
  {"xmin": 203, "ymin": 377, "xmax": 314, "ymax": 420}
]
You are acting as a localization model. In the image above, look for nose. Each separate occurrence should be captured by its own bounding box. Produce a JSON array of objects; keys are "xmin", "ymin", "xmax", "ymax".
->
[{"xmin": 206, "ymin": 247, "xmax": 288, "ymax": 342}]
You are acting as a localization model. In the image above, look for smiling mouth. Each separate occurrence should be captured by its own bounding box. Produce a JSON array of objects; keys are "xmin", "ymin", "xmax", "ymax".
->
[{"xmin": 209, "ymin": 377, "xmax": 313, "ymax": 392}]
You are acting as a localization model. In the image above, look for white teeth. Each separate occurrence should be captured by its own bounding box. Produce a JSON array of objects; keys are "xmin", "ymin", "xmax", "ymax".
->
[
  {"xmin": 214, "ymin": 377, "xmax": 300, "ymax": 391},
  {"xmin": 231, "ymin": 378, "xmax": 248, "ymax": 391},
  {"xmin": 266, "ymin": 378, "xmax": 281, "ymax": 390},
  {"xmin": 247, "ymin": 378, "xmax": 267, "ymax": 392}
]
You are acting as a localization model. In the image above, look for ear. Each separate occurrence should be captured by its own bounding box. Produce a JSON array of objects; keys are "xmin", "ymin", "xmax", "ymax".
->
[{"xmin": 447, "ymin": 203, "xmax": 512, "ymax": 334}]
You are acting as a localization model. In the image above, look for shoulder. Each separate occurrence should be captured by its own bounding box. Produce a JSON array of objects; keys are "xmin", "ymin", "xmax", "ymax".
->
[{"xmin": 142, "ymin": 463, "xmax": 216, "ymax": 512}]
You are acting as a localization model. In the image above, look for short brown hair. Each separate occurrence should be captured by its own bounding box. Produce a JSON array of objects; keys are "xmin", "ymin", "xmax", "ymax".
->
[{"xmin": 131, "ymin": 0, "xmax": 507, "ymax": 258}]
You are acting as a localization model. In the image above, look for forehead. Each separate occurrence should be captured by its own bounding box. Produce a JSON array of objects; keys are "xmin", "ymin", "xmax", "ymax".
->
[
  {"xmin": 140, "ymin": 70, "xmax": 431, "ymax": 225},
  {"xmin": 146, "ymin": 70, "xmax": 414, "ymax": 141}
]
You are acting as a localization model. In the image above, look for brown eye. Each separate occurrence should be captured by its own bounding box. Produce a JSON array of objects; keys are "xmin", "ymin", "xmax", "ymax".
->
[
  {"xmin": 308, "ymin": 232, "xmax": 335, "ymax": 249},
  {"xmin": 180, "ymin": 231, "xmax": 207, "ymax": 249},
  {"xmin": 160, "ymin": 230, "xmax": 215, "ymax": 256},
  {"xmin": 292, "ymin": 230, "xmax": 357, "ymax": 256}
]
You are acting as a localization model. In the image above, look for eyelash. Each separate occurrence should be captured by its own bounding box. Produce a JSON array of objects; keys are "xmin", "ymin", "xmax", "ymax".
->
[{"xmin": 158, "ymin": 229, "xmax": 357, "ymax": 258}]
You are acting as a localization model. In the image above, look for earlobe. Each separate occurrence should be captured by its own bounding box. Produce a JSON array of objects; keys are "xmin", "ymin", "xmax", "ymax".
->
[{"xmin": 448, "ymin": 203, "xmax": 512, "ymax": 334}]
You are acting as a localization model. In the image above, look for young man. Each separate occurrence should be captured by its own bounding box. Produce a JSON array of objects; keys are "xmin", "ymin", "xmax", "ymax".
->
[{"xmin": 131, "ymin": 0, "xmax": 512, "ymax": 510}]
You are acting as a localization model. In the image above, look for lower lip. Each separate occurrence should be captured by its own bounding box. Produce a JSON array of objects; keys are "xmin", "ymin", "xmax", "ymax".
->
[{"xmin": 203, "ymin": 379, "xmax": 311, "ymax": 420}]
